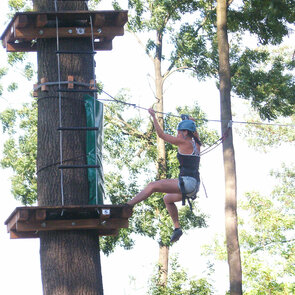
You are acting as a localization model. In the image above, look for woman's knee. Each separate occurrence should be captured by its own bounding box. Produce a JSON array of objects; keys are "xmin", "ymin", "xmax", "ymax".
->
[
  {"xmin": 163, "ymin": 194, "xmax": 172, "ymax": 204},
  {"xmin": 146, "ymin": 181, "xmax": 158, "ymax": 193}
]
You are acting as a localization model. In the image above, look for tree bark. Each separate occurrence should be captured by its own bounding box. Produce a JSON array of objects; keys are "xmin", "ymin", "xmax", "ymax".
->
[
  {"xmin": 35, "ymin": 1, "xmax": 103, "ymax": 294},
  {"xmin": 216, "ymin": 1, "xmax": 242, "ymax": 294},
  {"xmin": 154, "ymin": 32, "xmax": 166, "ymax": 180},
  {"xmin": 158, "ymin": 244, "xmax": 169, "ymax": 286}
]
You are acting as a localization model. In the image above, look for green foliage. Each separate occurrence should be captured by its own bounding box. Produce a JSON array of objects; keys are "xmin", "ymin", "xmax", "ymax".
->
[
  {"xmin": 24, "ymin": 62, "xmax": 34, "ymax": 80},
  {"xmin": 0, "ymin": 99, "xmax": 37, "ymax": 205},
  {"xmin": 8, "ymin": 0, "xmax": 28, "ymax": 12},
  {"xmin": 0, "ymin": 68, "xmax": 8, "ymax": 96},
  {"xmin": 7, "ymin": 82, "xmax": 18, "ymax": 92},
  {"xmin": 228, "ymin": 0, "xmax": 295, "ymax": 45},
  {"xmin": 203, "ymin": 163, "xmax": 295, "ymax": 293},
  {"xmin": 7, "ymin": 52, "xmax": 26, "ymax": 66},
  {"xmin": 148, "ymin": 255, "xmax": 213, "ymax": 295},
  {"xmin": 237, "ymin": 105, "xmax": 295, "ymax": 150},
  {"xmin": 231, "ymin": 46, "xmax": 295, "ymax": 120}
]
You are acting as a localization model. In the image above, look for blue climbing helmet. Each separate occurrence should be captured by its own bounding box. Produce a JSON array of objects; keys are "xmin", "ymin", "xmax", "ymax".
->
[{"xmin": 177, "ymin": 120, "xmax": 196, "ymax": 132}]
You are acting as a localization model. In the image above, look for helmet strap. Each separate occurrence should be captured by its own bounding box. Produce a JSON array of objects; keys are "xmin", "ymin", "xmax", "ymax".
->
[{"xmin": 180, "ymin": 130, "xmax": 188, "ymax": 139}]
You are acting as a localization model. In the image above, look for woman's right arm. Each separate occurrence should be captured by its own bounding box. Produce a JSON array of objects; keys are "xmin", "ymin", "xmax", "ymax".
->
[{"xmin": 148, "ymin": 108, "xmax": 182, "ymax": 146}]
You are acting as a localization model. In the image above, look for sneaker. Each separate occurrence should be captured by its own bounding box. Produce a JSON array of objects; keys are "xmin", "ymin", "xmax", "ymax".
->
[{"xmin": 170, "ymin": 228, "xmax": 183, "ymax": 243}]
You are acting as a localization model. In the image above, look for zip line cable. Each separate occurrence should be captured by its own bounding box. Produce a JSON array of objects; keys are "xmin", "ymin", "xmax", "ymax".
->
[
  {"xmin": 98, "ymin": 88, "xmax": 295, "ymax": 128},
  {"xmin": 34, "ymin": 80, "xmax": 295, "ymax": 128}
]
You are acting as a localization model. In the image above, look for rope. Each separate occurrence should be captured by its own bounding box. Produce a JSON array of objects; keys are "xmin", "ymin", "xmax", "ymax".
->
[{"xmin": 200, "ymin": 127, "xmax": 230, "ymax": 156}]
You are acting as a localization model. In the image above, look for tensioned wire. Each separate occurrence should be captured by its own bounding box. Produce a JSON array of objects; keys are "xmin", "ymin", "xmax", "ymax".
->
[
  {"xmin": 54, "ymin": 0, "xmax": 65, "ymax": 206},
  {"xmin": 34, "ymin": 79, "xmax": 295, "ymax": 128},
  {"xmin": 99, "ymin": 88, "xmax": 295, "ymax": 128}
]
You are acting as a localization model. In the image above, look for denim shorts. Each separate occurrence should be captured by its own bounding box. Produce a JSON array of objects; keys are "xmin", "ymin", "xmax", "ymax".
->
[{"xmin": 178, "ymin": 176, "xmax": 200, "ymax": 198}]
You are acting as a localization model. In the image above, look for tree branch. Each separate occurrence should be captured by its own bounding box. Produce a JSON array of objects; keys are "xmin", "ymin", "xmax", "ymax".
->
[
  {"xmin": 251, "ymin": 238, "xmax": 295, "ymax": 253},
  {"xmin": 105, "ymin": 110, "xmax": 154, "ymax": 146},
  {"xmin": 163, "ymin": 66, "xmax": 191, "ymax": 83},
  {"xmin": 127, "ymin": 30, "xmax": 155, "ymax": 63}
]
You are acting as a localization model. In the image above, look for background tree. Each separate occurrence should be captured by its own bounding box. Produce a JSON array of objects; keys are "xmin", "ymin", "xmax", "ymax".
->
[
  {"xmin": 216, "ymin": 0, "xmax": 242, "ymax": 294},
  {"xmin": 203, "ymin": 162, "xmax": 295, "ymax": 294},
  {"xmin": 148, "ymin": 255, "xmax": 214, "ymax": 295}
]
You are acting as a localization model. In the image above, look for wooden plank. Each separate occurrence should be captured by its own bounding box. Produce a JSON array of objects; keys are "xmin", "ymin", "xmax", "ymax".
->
[
  {"xmin": 67, "ymin": 75, "xmax": 74, "ymax": 89},
  {"xmin": 6, "ymin": 41, "xmax": 37, "ymax": 52},
  {"xmin": 16, "ymin": 218, "xmax": 129, "ymax": 232},
  {"xmin": 116, "ymin": 11, "xmax": 128, "ymax": 26},
  {"xmin": 36, "ymin": 14, "xmax": 48, "ymax": 27},
  {"xmin": 14, "ymin": 26, "xmax": 124, "ymax": 40},
  {"xmin": 14, "ymin": 15, "xmax": 28, "ymax": 29},
  {"xmin": 10, "ymin": 231, "xmax": 38, "ymax": 239},
  {"xmin": 121, "ymin": 206, "xmax": 133, "ymax": 218},
  {"xmin": 18, "ymin": 209, "xmax": 29, "ymax": 221},
  {"xmin": 35, "ymin": 209, "xmax": 47, "ymax": 221},
  {"xmin": 9, "ymin": 229, "xmax": 119, "ymax": 239},
  {"xmin": 2, "ymin": 26, "xmax": 14, "ymax": 48},
  {"xmin": 94, "ymin": 14, "xmax": 106, "ymax": 27},
  {"xmin": 6, "ymin": 210, "xmax": 29, "ymax": 233},
  {"xmin": 98, "ymin": 229, "xmax": 119, "ymax": 236},
  {"xmin": 41, "ymin": 77, "xmax": 48, "ymax": 92},
  {"xmin": 94, "ymin": 40, "xmax": 112, "ymax": 51}
]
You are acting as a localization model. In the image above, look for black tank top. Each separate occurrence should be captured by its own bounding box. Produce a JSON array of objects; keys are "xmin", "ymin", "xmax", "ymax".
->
[{"xmin": 177, "ymin": 139, "xmax": 200, "ymax": 181}]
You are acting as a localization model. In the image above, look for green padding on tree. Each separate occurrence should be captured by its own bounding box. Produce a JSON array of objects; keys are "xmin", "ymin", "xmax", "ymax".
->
[{"xmin": 84, "ymin": 94, "xmax": 104, "ymax": 205}]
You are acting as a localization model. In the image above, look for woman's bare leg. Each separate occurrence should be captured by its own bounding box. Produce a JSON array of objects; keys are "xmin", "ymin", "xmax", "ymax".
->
[
  {"xmin": 127, "ymin": 179, "xmax": 179, "ymax": 206},
  {"xmin": 164, "ymin": 193, "xmax": 182, "ymax": 228}
]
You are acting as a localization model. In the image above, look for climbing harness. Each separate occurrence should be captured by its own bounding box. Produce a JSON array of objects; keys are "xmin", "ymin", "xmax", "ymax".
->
[{"xmin": 179, "ymin": 176, "xmax": 197, "ymax": 211}]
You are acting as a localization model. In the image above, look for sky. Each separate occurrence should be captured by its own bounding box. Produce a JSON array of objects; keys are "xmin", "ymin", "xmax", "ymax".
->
[{"xmin": 0, "ymin": 1, "xmax": 294, "ymax": 295}]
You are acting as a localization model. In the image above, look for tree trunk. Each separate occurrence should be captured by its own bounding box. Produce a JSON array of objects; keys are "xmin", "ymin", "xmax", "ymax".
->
[
  {"xmin": 216, "ymin": 1, "xmax": 242, "ymax": 294},
  {"xmin": 35, "ymin": 1, "xmax": 103, "ymax": 294},
  {"xmin": 154, "ymin": 32, "xmax": 166, "ymax": 180},
  {"xmin": 158, "ymin": 244, "xmax": 169, "ymax": 286},
  {"xmin": 154, "ymin": 31, "xmax": 169, "ymax": 286}
]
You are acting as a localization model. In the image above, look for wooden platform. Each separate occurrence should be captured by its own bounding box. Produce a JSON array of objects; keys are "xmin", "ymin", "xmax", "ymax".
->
[
  {"xmin": 5, "ymin": 205, "xmax": 133, "ymax": 239},
  {"xmin": 1, "ymin": 10, "xmax": 128, "ymax": 52}
]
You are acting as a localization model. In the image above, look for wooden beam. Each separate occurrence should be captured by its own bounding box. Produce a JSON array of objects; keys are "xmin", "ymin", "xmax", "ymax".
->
[
  {"xmin": 98, "ymin": 229, "xmax": 119, "ymax": 236},
  {"xmin": 35, "ymin": 209, "xmax": 47, "ymax": 221},
  {"xmin": 10, "ymin": 229, "xmax": 120, "ymax": 239},
  {"xmin": 94, "ymin": 14, "xmax": 105, "ymax": 27},
  {"xmin": 116, "ymin": 12, "xmax": 128, "ymax": 26},
  {"xmin": 94, "ymin": 40, "xmax": 112, "ymax": 51},
  {"xmin": 14, "ymin": 26, "xmax": 124, "ymax": 40},
  {"xmin": 6, "ymin": 209, "xmax": 29, "ymax": 233},
  {"xmin": 67, "ymin": 75, "xmax": 74, "ymax": 89},
  {"xmin": 6, "ymin": 42, "xmax": 37, "ymax": 52},
  {"xmin": 16, "ymin": 218, "xmax": 129, "ymax": 232},
  {"xmin": 121, "ymin": 206, "xmax": 133, "ymax": 218},
  {"xmin": 41, "ymin": 77, "xmax": 48, "ymax": 92},
  {"xmin": 36, "ymin": 14, "xmax": 48, "ymax": 27},
  {"xmin": 14, "ymin": 15, "xmax": 28, "ymax": 29},
  {"xmin": 10, "ymin": 231, "xmax": 39, "ymax": 239}
]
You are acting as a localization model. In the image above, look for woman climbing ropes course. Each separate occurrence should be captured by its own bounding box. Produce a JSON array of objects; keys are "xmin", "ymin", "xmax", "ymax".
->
[{"xmin": 127, "ymin": 108, "xmax": 201, "ymax": 243}]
